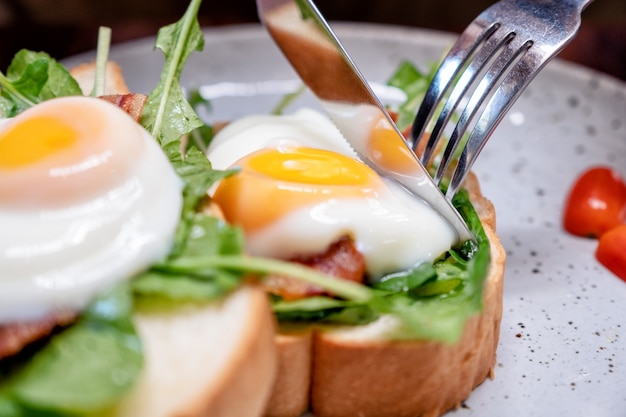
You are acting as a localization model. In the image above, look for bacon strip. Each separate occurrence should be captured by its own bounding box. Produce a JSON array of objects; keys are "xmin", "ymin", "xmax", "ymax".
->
[
  {"xmin": 263, "ymin": 236, "xmax": 366, "ymax": 301},
  {"xmin": 99, "ymin": 93, "xmax": 148, "ymax": 122},
  {"xmin": 0, "ymin": 311, "xmax": 76, "ymax": 360}
]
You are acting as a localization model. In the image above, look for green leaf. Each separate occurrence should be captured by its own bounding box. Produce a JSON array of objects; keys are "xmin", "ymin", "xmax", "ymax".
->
[
  {"xmin": 89, "ymin": 27, "xmax": 113, "ymax": 97},
  {"xmin": 185, "ymin": 90, "xmax": 215, "ymax": 153},
  {"xmin": 379, "ymin": 189, "xmax": 490, "ymax": 342},
  {"xmin": 0, "ymin": 395, "xmax": 22, "ymax": 417},
  {"xmin": 273, "ymin": 296, "xmax": 377, "ymax": 324},
  {"xmin": 271, "ymin": 84, "xmax": 306, "ymax": 115},
  {"xmin": 273, "ymin": 296, "xmax": 349, "ymax": 314},
  {"xmin": 140, "ymin": 0, "xmax": 205, "ymax": 146},
  {"xmin": 386, "ymin": 60, "xmax": 436, "ymax": 132},
  {"xmin": 3, "ymin": 284, "xmax": 142, "ymax": 414},
  {"xmin": 166, "ymin": 255, "xmax": 374, "ymax": 303},
  {"xmin": 411, "ymin": 278, "xmax": 462, "ymax": 297},
  {"xmin": 133, "ymin": 215, "xmax": 246, "ymax": 301},
  {"xmin": 162, "ymin": 140, "xmax": 237, "ymax": 256},
  {"xmin": 0, "ymin": 50, "xmax": 82, "ymax": 117},
  {"xmin": 165, "ymin": 141, "xmax": 235, "ymax": 212},
  {"xmin": 132, "ymin": 270, "xmax": 241, "ymax": 301},
  {"xmin": 374, "ymin": 262, "xmax": 436, "ymax": 293}
]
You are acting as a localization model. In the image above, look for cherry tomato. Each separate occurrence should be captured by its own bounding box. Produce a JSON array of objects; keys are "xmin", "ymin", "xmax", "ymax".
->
[
  {"xmin": 563, "ymin": 166, "xmax": 626, "ymax": 238},
  {"xmin": 595, "ymin": 224, "xmax": 626, "ymax": 282}
]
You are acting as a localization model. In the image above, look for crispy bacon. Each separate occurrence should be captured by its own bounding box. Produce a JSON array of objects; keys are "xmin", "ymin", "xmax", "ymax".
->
[
  {"xmin": 263, "ymin": 236, "xmax": 366, "ymax": 301},
  {"xmin": 0, "ymin": 311, "xmax": 76, "ymax": 360},
  {"xmin": 99, "ymin": 93, "xmax": 148, "ymax": 122}
]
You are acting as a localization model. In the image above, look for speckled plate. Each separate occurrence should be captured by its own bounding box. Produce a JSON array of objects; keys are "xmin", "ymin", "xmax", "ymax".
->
[{"xmin": 64, "ymin": 23, "xmax": 626, "ymax": 416}]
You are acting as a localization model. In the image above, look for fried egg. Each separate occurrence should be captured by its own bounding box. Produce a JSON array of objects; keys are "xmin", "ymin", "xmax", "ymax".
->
[
  {"xmin": 207, "ymin": 108, "xmax": 455, "ymax": 279},
  {"xmin": 0, "ymin": 96, "xmax": 182, "ymax": 322}
]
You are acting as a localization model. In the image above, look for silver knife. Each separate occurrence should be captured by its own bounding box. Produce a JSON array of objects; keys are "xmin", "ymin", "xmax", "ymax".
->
[{"xmin": 255, "ymin": 0, "xmax": 474, "ymax": 244}]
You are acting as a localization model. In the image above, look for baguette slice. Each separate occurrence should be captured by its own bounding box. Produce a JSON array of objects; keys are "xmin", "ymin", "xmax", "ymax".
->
[
  {"xmin": 67, "ymin": 62, "xmax": 278, "ymax": 417},
  {"xmin": 265, "ymin": 173, "xmax": 505, "ymax": 417}
]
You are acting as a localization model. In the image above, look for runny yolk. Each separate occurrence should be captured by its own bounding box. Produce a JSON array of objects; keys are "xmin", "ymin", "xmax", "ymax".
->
[
  {"xmin": 0, "ymin": 116, "xmax": 78, "ymax": 169},
  {"xmin": 213, "ymin": 146, "xmax": 383, "ymax": 232},
  {"xmin": 248, "ymin": 147, "xmax": 374, "ymax": 186},
  {"xmin": 367, "ymin": 116, "xmax": 418, "ymax": 174}
]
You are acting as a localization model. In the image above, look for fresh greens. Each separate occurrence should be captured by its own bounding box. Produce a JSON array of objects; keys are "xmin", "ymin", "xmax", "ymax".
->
[
  {"xmin": 89, "ymin": 26, "xmax": 113, "ymax": 97},
  {"xmin": 0, "ymin": 50, "xmax": 82, "ymax": 117},
  {"xmin": 162, "ymin": 141, "xmax": 237, "ymax": 257},
  {"xmin": 132, "ymin": 214, "xmax": 245, "ymax": 301},
  {"xmin": 140, "ymin": 0, "xmax": 205, "ymax": 146},
  {"xmin": 0, "ymin": 284, "xmax": 142, "ymax": 415},
  {"xmin": 186, "ymin": 88, "xmax": 215, "ymax": 153},
  {"xmin": 271, "ymin": 188, "xmax": 490, "ymax": 343},
  {"xmin": 162, "ymin": 255, "xmax": 374, "ymax": 303},
  {"xmin": 386, "ymin": 59, "xmax": 437, "ymax": 132}
]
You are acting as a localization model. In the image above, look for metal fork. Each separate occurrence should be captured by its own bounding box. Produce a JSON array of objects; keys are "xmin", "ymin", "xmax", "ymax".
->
[{"xmin": 410, "ymin": 0, "xmax": 594, "ymax": 199}]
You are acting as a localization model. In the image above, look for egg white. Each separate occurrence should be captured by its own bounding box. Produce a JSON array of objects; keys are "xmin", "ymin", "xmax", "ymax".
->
[{"xmin": 0, "ymin": 98, "xmax": 183, "ymax": 322}]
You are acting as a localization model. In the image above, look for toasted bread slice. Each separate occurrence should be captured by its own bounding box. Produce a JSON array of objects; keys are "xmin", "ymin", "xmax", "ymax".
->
[
  {"xmin": 265, "ymin": 173, "xmax": 505, "ymax": 417},
  {"xmin": 101, "ymin": 286, "xmax": 277, "ymax": 417},
  {"xmin": 70, "ymin": 61, "xmax": 130, "ymax": 95}
]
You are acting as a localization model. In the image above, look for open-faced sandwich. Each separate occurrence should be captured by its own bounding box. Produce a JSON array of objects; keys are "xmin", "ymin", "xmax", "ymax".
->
[
  {"xmin": 204, "ymin": 100, "xmax": 506, "ymax": 417},
  {"xmin": 0, "ymin": 2, "xmax": 277, "ymax": 416},
  {"xmin": 0, "ymin": 0, "xmax": 506, "ymax": 416}
]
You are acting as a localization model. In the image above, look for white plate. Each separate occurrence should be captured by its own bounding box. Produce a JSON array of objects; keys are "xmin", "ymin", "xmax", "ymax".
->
[{"xmin": 64, "ymin": 23, "xmax": 626, "ymax": 416}]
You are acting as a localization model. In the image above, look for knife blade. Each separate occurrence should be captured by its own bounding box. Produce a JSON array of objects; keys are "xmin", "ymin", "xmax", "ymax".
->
[{"xmin": 255, "ymin": 0, "xmax": 474, "ymax": 244}]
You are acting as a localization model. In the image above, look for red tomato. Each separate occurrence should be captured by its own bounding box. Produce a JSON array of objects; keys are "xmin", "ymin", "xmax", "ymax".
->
[
  {"xmin": 563, "ymin": 166, "xmax": 626, "ymax": 238},
  {"xmin": 596, "ymin": 224, "xmax": 626, "ymax": 282}
]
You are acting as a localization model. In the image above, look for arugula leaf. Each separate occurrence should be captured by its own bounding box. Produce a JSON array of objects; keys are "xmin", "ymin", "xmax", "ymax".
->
[
  {"xmin": 271, "ymin": 84, "xmax": 307, "ymax": 115},
  {"xmin": 374, "ymin": 189, "xmax": 490, "ymax": 342},
  {"xmin": 89, "ymin": 27, "xmax": 112, "ymax": 97},
  {"xmin": 1, "ymin": 284, "xmax": 142, "ymax": 415},
  {"xmin": 162, "ymin": 140, "xmax": 237, "ymax": 256},
  {"xmin": 0, "ymin": 50, "xmax": 82, "ymax": 117},
  {"xmin": 133, "ymin": 214, "xmax": 245, "ymax": 301},
  {"xmin": 386, "ymin": 60, "xmax": 436, "ymax": 132},
  {"xmin": 140, "ymin": 0, "xmax": 205, "ymax": 146},
  {"xmin": 186, "ymin": 88, "xmax": 215, "ymax": 153},
  {"xmin": 273, "ymin": 296, "xmax": 377, "ymax": 324},
  {"xmin": 164, "ymin": 255, "xmax": 374, "ymax": 303},
  {"xmin": 374, "ymin": 262, "xmax": 437, "ymax": 293}
]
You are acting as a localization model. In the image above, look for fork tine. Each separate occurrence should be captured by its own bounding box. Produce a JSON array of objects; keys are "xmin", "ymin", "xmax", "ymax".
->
[
  {"xmin": 444, "ymin": 42, "xmax": 540, "ymax": 198},
  {"xmin": 433, "ymin": 32, "xmax": 532, "ymax": 186},
  {"xmin": 411, "ymin": 0, "xmax": 594, "ymax": 199},
  {"xmin": 411, "ymin": 20, "xmax": 499, "ymax": 161},
  {"xmin": 428, "ymin": 25, "xmax": 519, "ymax": 183}
]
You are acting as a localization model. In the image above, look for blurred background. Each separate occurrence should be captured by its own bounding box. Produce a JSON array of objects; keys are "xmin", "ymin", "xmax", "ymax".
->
[{"xmin": 0, "ymin": 0, "xmax": 625, "ymax": 82}]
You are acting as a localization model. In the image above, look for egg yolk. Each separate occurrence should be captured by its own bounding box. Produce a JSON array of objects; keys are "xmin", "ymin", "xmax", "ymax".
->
[
  {"xmin": 213, "ymin": 146, "xmax": 383, "ymax": 231},
  {"xmin": 367, "ymin": 116, "xmax": 418, "ymax": 174},
  {"xmin": 0, "ymin": 96, "xmax": 144, "ymax": 209},
  {"xmin": 0, "ymin": 116, "xmax": 80, "ymax": 169}
]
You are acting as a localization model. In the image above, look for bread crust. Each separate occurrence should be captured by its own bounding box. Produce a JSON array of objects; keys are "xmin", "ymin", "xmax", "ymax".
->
[
  {"xmin": 264, "ymin": 173, "xmax": 505, "ymax": 417},
  {"xmin": 264, "ymin": 325, "xmax": 314, "ymax": 417},
  {"xmin": 185, "ymin": 286, "xmax": 278, "ymax": 417},
  {"xmin": 70, "ymin": 61, "xmax": 130, "ymax": 95},
  {"xmin": 104, "ymin": 285, "xmax": 277, "ymax": 417}
]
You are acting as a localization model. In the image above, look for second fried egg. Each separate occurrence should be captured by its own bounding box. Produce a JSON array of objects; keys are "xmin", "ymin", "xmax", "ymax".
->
[{"xmin": 207, "ymin": 108, "xmax": 455, "ymax": 279}]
